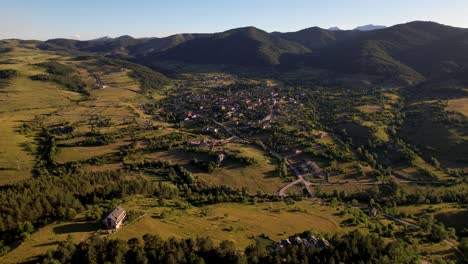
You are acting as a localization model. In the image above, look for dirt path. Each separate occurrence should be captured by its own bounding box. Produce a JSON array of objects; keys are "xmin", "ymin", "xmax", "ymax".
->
[{"xmin": 381, "ymin": 212, "xmax": 461, "ymax": 253}]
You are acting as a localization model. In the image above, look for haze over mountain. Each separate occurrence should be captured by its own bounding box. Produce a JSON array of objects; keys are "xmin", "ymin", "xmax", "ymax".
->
[{"xmin": 354, "ymin": 24, "xmax": 387, "ymax": 31}]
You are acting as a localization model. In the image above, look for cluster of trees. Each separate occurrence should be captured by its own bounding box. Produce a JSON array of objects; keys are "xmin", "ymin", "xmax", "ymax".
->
[
  {"xmin": 276, "ymin": 157, "xmax": 288, "ymax": 178},
  {"xmin": 0, "ymin": 69, "xmax": 18, "ymax": 79},
  {"xmin": 0, "ymin": 171, "xmax": 119, "ymax": 248},
  {"xmin": 226, "ymin": 152, "xmax": 257, "ymax": 166},
  {"xmin": 146, "ymin": 132, "xmax": 190, "ymax": 151},
  {"xmin": 0, "ymin": 169, "xmax": 183, "ymax": 256},
  {"xmin": 185, "ymin": 147, "xmax": 257, "ymax": 167},
  {"xmin": 190, "ymin": 158, "xmax": 217, "ymax": 173},
  {"xmin": 41, "ymin": 231, "xmax": 420, "ymax": 264},
  {"xmin": 316, "ymin": 179, "xmax": 467, "ymax": 209},
  {"xmin": 81, "ymin": 132, "xmax": 116, "ymax": 146},
  {"xmin": 124, "ymin": 159, "xmax": 287, "ymax": 206},
  {"xmin": 417, "ymin": 214, "xmax": 457, "ymax": 243},
  {"xmin": 33, "ymin": 128, "xmax": 59, "ymax": 175},
  {"xmin": 30, "ymin": 61, "xmax": 88, "ymax": 95},
  {"xmin": 88, "ymin": 116, "xmax": 114, "ymax": 128},
  {"xmin": 126, "ymin": 160, "xmax": 196, "ymax": 185}
]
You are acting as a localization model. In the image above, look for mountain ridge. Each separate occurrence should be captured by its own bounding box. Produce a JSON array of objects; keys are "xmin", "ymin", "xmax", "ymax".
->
[{"xmin": 36, "ymin": 21, "xmax": 468, "ymax": 84}]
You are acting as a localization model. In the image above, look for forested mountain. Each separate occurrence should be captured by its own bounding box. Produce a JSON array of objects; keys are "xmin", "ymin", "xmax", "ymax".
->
[
  {"xmin": 37, "ymin": 21, "xmax": 468, "ymax": 84},
  {"xmin": 305, "ymin": 21, "xmax": 468, "ymax": 83},
  {"xmin": 146, "ymin": 26, "xmax": 310, "ymax": 66},
  {"xmin": 38, "ymin": 33, "xmax": 209, "ymax": 57},
  {"xmin": 271, "ymin": 27, "xmax": 358, "ymax": 50}
]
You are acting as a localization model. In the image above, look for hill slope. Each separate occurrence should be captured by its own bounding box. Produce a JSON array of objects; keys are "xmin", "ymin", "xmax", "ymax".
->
[
  {"xmin": 38, "ymin": 21, "xmax": 468, "ymax": 84},
  {"xmin": 271, "ymin": 27, "xmax": 359, "ymax": 50},
  {"xmin": 305, "ymin": 21, "xmax": 468, "ymax": 83},
  {"xmin": 38, "ymin": 33, "xmax": 209, "ymax": 57},
  {"xmin": 148, "ymin": 27, "xmax": 310, "ymax": 66}
]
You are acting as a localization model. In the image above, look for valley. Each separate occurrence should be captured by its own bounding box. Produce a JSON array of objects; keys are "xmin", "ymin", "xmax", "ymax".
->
[{"xmin": 0, "ymin": 21, "xmax": 467, "ymax": 264}]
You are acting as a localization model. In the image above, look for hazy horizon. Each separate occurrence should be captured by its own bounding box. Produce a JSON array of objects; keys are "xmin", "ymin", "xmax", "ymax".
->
[{"xmin": 2, "ymin": 0, "xmax": 468, "ymax": 40}]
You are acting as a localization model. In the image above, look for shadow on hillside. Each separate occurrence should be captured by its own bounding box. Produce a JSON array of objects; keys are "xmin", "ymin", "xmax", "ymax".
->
[
  {"xmin": 53, "ymin": 222, "xmax": 99, "ymax": 234},
  {"xmin": 34, "ymin": 241, "xmax": 60, "ymax": 247},
  {"xmin": 262, "ymin": 170, "xmax": 278, "ymax": 179}
]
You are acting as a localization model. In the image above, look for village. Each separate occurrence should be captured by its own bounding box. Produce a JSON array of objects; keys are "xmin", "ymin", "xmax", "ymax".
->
[{"xmin": 163, "ymin": 83, "xmax": 305, "ymax": 130}]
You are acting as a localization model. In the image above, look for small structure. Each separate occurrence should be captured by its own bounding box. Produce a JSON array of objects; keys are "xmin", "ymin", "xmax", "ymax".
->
[
  {"xmin": 270, "ymin": 235, "xmax": 331, "ymax": 252},
  {"xmin": 295, "ymin": 160, "xmax": 324, "ymax": 179},
  {"xmin": 102, "ymin": 206, "xmax": 127, "ymax": 229},
  {"xmin": 216, "ymin": 152, "xmax": 226, "ymax": 166},
  {"xmin": 368, "ymin": 207, "xmax": 378, "ymax": 217}
]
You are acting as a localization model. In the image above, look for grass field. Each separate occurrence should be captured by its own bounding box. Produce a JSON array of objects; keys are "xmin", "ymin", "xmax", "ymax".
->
[
  {"xmin": 0, "ymin": 199, "xmax": 352, "ymax": 262},
  {"xmin": 111, "ymin": 199, "xmax": 352, "ymax": 249},
  {"xmin": 0, "ymin": 45, "xmax": 83, "ymax": 185},
  {"xmin": 0, "ymin": 218, "xmax": 99, "ymax": 264},
  {"xmin": 55, "ymin": 142, "xmax": 128, "ymax": 164},
  {"xmin": 446, "ymin": 97, "xmax": 468, "ymax": 116},
  {"xmin": 0, "ymin": 111, "xmax": 37, "ymax": 185},
  {"xmin": 356, "ymin": 104, "xmax": 382, "ymax": 114},
  {"xmin": 144, "ymin": 144, "xmax": 286, "ymax": 194}
]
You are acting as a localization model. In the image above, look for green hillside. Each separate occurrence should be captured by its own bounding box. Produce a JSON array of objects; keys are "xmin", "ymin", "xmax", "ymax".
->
[{"xmin": 149, "ymin": 26, "xmax": 310, "ymax": 66}]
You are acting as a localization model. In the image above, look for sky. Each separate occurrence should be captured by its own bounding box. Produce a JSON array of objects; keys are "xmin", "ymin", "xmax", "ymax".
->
[{"xmin": 1, "ymin": 0, "xmax": 468, "ymax": 40}]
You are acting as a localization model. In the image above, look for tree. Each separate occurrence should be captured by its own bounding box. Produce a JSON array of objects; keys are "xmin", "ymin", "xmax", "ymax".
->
[
  {"xmin": 22, "ymin": 222, "xmax": 34, "ymax": 234},
  {"xmin": 125, "ymin": 238, "xmax": 148, "ymax": 264},
  {"xmin": 278, "ymin": 158, "xmax": 288, "ymax": 178},
  {"xmin": 460, "ymin": 237, "xmax": 468, "ymax": 259},
  {"xmin": 430, "ymin": 223, "xmax": 448, "ymax": 242}
]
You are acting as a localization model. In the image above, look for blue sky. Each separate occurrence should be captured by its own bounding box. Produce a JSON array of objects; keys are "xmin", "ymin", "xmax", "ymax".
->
[{"xmin": 1, "ymin": 0, "xmax": 467, "ymax": 40}]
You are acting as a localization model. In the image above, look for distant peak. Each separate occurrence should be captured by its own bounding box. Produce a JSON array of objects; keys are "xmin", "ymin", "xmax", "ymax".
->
[
  {"xmin": 89, "ymin": 36, "xmax": 113, "ymax": 41},
  {"xmin": 354, "ymin": 24, "xmax": 387, "ymax": 31},
  {"xmin": 328, "ymin": 27, "xmax": 341, "ymax": 31},
  {"xmin": 115, "ymin": 35, "xmax": 134, "ymax": 40}
]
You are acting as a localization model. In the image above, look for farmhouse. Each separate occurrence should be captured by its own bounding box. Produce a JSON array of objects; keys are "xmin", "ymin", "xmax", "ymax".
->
[
  {"xmin": 102, "ymin": 206, "xmax": 127, "ymax": 229},
  {"xmin": 295, "ymin": 160, "xmax": 324, "ymax": 178}
]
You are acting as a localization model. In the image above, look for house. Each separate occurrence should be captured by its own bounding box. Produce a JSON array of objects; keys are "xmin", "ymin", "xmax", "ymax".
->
[{"xmin": 102, "ymin": 206, "xmax": 127, "ymax": 229}]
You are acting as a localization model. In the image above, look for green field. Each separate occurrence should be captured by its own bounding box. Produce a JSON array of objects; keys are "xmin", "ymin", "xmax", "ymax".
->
[
  {"xmin": 111, "ymin": 199, "xmax": 352, "ymax": 249},
  {"xmin": 143, "ymin": 144, "xmax": 286, "ymax": 194},
  {"xmin": 0, "ymin": 44, "xmax": 83, "ymax": 185},
  {"xmin": 0, "ymin": 38, "xmax": 466, "ymax": 264},
  {"xmin": 0, "ymin": 199, "xmax": 352, "ymax": 262},
  {"xmin": 0, "ymin": 218, "xmax": 98, "ymax": 264}
]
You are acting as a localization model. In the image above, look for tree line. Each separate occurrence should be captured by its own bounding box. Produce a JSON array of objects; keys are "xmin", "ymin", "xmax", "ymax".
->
[{"xmin": 41, "ymin": 230, "xmax": 421, "ymax": 264}]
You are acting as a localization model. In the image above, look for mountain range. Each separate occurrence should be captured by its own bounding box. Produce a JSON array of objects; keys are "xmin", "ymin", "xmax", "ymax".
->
[{"xmin": 37, "ymin": 21, "xmax": 468, "ymax": 85}]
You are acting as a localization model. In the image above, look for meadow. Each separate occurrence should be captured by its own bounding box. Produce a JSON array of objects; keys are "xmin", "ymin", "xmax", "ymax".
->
[{"xmin": 111, "ymin": 199, "xmax": 352, "ymax": 249}]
